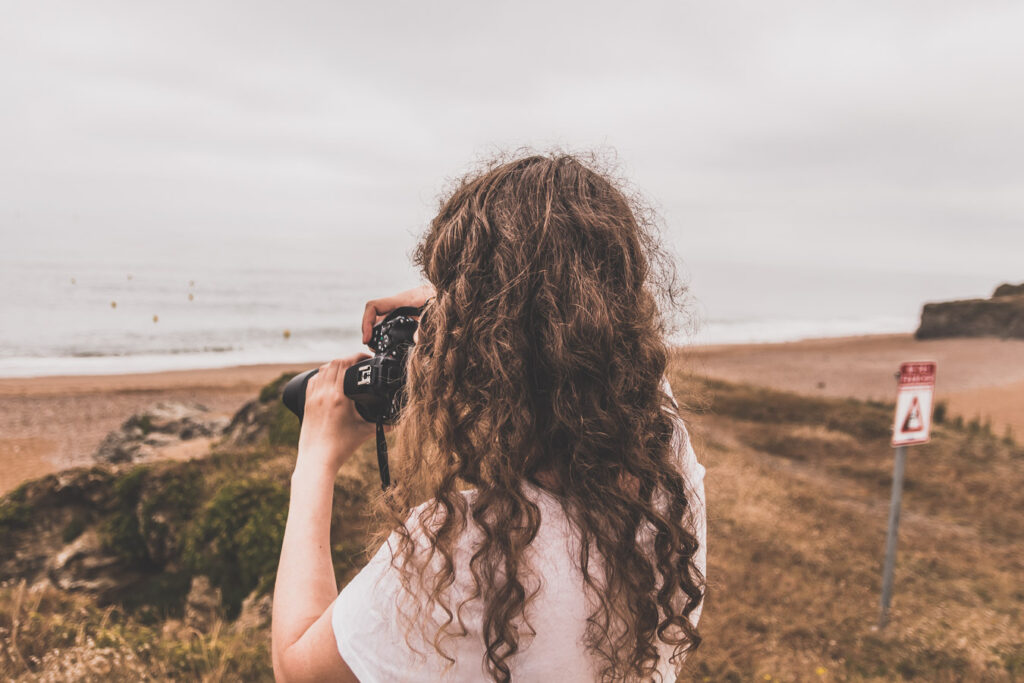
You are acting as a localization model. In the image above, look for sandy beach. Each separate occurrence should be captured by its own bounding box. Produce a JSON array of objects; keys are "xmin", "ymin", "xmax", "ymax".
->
[
  {"xmin": 0, "ymin": 362, "xmax": 314, "ymax": 494},
  {"xmin": 2, "ymin": 333, "xmax": 1023, "ymax": 495},
  {"xmin": 683, "ymin": 333, "xmax": 1024, "ymax": 436}
]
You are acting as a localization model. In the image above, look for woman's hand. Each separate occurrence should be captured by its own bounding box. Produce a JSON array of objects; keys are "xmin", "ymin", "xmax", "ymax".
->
[
  {"xmin": 296, "ymin": 353, "xmax": 376, "ymax": 476},
  {"xmin": 361, "ymin": 283, "xmax": 436, "ymax": 344}
]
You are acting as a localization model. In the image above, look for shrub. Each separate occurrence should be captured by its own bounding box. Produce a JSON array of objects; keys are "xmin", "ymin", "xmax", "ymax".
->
[
  {"xmin": 99, "ymin": 466, "xmax": 152, "ymax": 566},
  {"xmin": 137, "ymin": 466, "xmax": 204, "ymax": 565}
]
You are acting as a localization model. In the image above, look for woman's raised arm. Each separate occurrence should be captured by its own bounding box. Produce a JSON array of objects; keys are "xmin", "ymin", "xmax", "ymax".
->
[{"xmin": 271, "ymin": 354, "xmax": 373, "ymax": 682}]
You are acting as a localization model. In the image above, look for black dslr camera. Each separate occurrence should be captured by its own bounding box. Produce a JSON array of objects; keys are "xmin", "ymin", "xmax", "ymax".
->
[{"xmin": 281, "ymin": 305, "xmax": 424, "ymax": 489}]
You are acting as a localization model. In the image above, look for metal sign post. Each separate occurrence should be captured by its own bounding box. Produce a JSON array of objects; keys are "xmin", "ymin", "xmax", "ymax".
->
[
  {"xmin": 878, "ymin": 361, "xmax": 936, "ymax": 629},
  {"xmin": 878, "ymin": 444, "xmax": 907, "ymax": 628}
]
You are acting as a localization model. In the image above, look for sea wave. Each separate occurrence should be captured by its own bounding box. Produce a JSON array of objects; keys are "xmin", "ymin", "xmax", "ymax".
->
[
  {"xmin": 69, "ymin": 345, "xmax": 236, "ymax": 358},
  {"xmin": 685, "ymin": 315, "xmax": 917, "ymax": 346}
]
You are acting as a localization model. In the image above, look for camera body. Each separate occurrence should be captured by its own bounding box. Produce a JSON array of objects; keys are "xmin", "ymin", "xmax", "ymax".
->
[
  {"xmin": 281, "ymin": 305, "xmax": 422, "ymax": 425},
  {"xmin": 280, "ymin": 304, "xmax": 425, "ymax": 490},
  {"xmin": 342, "ymin": 306, "xmax": 420, "ymax": 424}
]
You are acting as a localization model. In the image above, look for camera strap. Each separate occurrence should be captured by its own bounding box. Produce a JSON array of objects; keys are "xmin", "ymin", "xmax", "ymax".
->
[
  {"xmin": 368, "ymin": 301, "xmax": 429, "ymax": 492},
  {"xmin": 375, "ymin": 419, "xmax": 391, "ymax": 490}
]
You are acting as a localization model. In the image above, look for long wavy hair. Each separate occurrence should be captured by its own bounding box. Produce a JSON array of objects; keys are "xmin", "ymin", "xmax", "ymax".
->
[{"xmin": 377, "ymin": 152, "xmax": 704, "ymax": 681}]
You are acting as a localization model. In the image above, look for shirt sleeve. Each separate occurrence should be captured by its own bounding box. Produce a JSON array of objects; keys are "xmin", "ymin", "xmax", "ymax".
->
[
  {"xmin": 331, "ymin": 533, "xmax": 426, "ymax": 682},
  {"xmin": 660, "ymin": 375, "xmax": 707, "ymax": 629}
]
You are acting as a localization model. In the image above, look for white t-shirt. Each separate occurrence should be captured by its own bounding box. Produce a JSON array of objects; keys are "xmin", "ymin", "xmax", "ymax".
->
[{"xmin": 332, "ymin": 386, "xmax": 706, "ymax": 682}]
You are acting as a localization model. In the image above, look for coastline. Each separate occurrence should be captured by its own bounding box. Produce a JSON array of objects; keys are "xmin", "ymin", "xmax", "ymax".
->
[{"xmin": 3, "ymin": 332, "xmax": 1024, "ymax": 494}]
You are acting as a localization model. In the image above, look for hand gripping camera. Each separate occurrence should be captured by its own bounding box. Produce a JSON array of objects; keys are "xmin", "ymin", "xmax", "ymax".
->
[{"xmin": 281, "ymin": 305, "xmax": 424, "ymax": 490}]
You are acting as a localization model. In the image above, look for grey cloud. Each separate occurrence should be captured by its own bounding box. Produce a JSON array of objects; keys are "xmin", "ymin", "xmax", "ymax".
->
[{"xmin": 1, "ymin": 0, "xmax": 1022, "ymax": 286}]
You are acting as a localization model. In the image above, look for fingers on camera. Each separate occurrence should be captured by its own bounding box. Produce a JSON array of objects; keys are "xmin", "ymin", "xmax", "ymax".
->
[
  {"xmin": 312, "ymin": 363, "xmax": 328, "ymax": 388},
  {"xmin": 362, "ymin": 300, "xmax": 384, "ymax": 342},
  {"xmin": 321, "ymin": 359, "xmax": 340, "ymax": 384}
]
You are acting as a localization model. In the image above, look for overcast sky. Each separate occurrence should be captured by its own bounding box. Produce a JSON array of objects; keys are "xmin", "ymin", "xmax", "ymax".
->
[{"xmin": 2, "ymin": 1, "xmax": 1022, "ymax": 301}]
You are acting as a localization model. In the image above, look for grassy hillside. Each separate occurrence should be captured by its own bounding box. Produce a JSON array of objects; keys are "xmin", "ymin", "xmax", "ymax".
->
[
  {"xmin": 0, "ymin": 373, "xmax": 381, "ymax": 681},
  {"xmin": 1, "ymin": 371, "xmax": 1022, "ymax": 681},
  {"xmin": 674, "ymin": 372, "xmax": 1024, "ymax": 682}
]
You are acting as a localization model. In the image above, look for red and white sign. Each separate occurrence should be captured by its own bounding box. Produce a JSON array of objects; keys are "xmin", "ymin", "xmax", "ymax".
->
[{"xmin": 891, "ymin": 361, "xmax": 937, "ymax": 446}]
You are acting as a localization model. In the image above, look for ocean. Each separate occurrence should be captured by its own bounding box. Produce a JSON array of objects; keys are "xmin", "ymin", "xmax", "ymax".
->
[
  {"xmin": 0, "ymin": 254, "xmax": 999, "ymax": 379},
  {"xmin": 0, "ymin": 254, "xmax": 415, "ymax": 378}
]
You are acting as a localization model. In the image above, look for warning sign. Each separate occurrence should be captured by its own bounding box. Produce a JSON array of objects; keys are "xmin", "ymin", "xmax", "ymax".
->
[{"xmin": 891, "ymin": 361, "xmax": 937, "ymax": 446}]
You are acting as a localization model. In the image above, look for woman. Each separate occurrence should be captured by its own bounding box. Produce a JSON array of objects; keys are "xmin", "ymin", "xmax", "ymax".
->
[{"xmin": 272, "ymin": 154, "xmax": 706, "ymax": 682}]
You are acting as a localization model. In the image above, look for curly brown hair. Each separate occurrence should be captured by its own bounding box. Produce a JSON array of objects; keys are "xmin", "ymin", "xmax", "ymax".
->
[{"xmin": 377, "ymin": 152, "xmax": 704, "ymax": 681}]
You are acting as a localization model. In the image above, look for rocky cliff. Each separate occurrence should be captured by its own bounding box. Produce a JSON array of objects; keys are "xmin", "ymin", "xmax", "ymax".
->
[{"xmin": 915, "ymin": 282, "xmax": 1024, "ymax": 340}]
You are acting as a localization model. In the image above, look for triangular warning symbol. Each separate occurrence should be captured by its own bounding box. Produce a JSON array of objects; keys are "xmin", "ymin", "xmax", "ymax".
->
[{"xmin": 902, "ymin": 397, "xmax": 924, "ymax": 432}]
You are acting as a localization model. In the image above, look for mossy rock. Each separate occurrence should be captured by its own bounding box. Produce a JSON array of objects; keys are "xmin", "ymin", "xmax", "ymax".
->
[
  {"xmin": 183, "ymin": 477, "xmax": 289, "ymax": 618},
  {"xmin": 222, "ymin": 372, "xmax": 301, "ymax": 449},
  {"xmin": 263, "ymin": 371, "xmax": 302, "ymax": 445},
  {"xmin": 0, "ymin": 482, "xmax": 34, "ymax": 545},
  {"xmin": 96, "ymin": 462, "xmax": 205, "ymax": 569},
  {"xmin": 259, "ymin": 372, "xmax": 295, "ymax": 404}
]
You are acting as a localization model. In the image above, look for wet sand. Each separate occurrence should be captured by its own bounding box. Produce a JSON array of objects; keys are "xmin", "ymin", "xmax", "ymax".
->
[{"xmin": 2, "ymin": 334, "xmax": 1023, "ymax": 494}]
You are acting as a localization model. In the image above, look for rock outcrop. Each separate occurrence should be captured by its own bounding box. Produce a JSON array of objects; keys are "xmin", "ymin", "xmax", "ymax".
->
[
  {"xmin": 184, "ymin": 575, "xmax": 223, "ymax": 631},
  {"xmin": 92, "ymin": 401, "xmax": 229, "ymax": 464},
  {"xmin": 221, "ymin": 398, "xmax": 272, "ymax": 446},
  {"xmin": 221, "ymin": 371, "xmax": 297, "ymax": 448},
  {"xmin": 48, "ymin": 528, "xmax": 134, "ymax": 595},
  {"xmin": 993, "ymin": 281, "xmax": 1024, "ymax": 298},
  {"xmin": 915, "ymin": 283, "xmax": 1024, "ymax": 340},
  {"xmin": 1, "ymin": 468, "xmax": 118, "ymax": 584},
  {"xmin": 232, "ymin": 589, "xmax": 274, "ymax": 633}
]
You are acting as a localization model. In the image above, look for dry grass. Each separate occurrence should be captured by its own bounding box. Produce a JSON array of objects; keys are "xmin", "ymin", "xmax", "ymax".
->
[
  {"xmin": 0, "ymin": 580, "xmax": 272, "ymax": 681},
  {"xmin": 673, "ymin": 371, "xmax": 1024, "ymax": 682}
]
